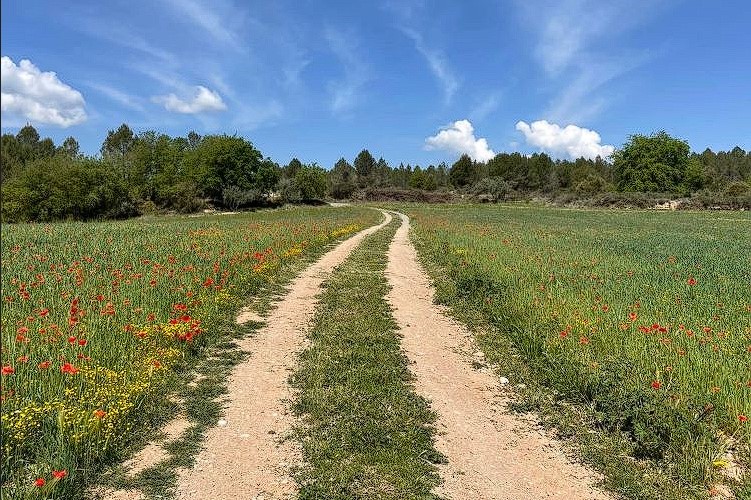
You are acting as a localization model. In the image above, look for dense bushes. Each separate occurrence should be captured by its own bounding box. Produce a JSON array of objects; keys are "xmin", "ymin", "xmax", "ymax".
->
[{"xmin": 1, "ymin": 155, "xmax": 136, "ymax": 222}]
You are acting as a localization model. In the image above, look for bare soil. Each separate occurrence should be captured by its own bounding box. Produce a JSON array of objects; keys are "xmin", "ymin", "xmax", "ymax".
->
[
  {"xmin": 174, "ymin": 212, "xmax": 392, "ymax": 499},
  {"xmin": 385, "ymin": 211, "xmax": 611, "ymax": 500}
]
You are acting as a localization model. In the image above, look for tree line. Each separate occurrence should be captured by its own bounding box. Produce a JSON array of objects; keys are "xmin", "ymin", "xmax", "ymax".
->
[{"xmin": 1, "ymin": 124, "xmax": 749, "ymax": 222}]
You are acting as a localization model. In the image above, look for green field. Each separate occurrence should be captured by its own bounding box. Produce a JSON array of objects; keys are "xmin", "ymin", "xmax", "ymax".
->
[
  {"xmin": 403, "ymin": 203, "xmax": 750, "ymax": 496},
  {"xmin": 2, "ymin": 203, "xmax": 749, "ymax": 499},
  {"xmin": 0, "ymin": 206, "xmax": 379, "ymax": 499}
]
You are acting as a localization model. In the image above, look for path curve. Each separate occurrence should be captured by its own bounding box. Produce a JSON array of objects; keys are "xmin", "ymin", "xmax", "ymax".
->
[
  {"xmin": 176, "ymin": 211, "xmax": 392, "ymax": 500},
  {"xmin": 385, "ymin": 211, "xmax": 610, "ymax": 500}
]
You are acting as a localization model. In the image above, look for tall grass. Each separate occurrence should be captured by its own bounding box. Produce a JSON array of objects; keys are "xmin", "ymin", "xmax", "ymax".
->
[
  {"xmin": 0, "ymin": 206, "xmax": 378, "ymax": 499},
  {"xmin": 406, "ymin": 204, "xmax": 750, "ymax": 497}
]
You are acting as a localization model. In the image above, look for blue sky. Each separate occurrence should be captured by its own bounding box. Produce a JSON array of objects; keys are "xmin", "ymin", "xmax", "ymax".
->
[{"xmin": 2, "ymin": 0, "xmax": 749, "ymax": 167}]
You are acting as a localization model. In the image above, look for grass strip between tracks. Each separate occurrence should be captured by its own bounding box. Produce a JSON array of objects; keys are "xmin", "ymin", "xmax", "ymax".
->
[{"xmin": 292, "ymin": 214, "xmax": 444, "ymax": 500}]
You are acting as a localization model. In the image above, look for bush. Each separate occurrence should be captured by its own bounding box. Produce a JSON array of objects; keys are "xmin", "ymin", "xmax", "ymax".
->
[
  {"xmin": 471, "ymin": 177, "xmax": 515, "ymax": 201},
  {"xmin": 1, "ymin": 155, "xmax": 135, "ymax": 222},
  {"xmin": 160, "ymin": 181, "xmax": 206, "ymax": 213}
]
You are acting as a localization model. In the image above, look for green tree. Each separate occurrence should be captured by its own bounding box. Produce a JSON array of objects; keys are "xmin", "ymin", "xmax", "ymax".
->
[
  {"xmin": 101, "ymin": 123, "xmax": 136, "ymax": 160},
  {"xmin": 329, "ymin": 158, "xmax": 356, "ymax": 199},
  {"xmin": 284, "ymin": 158, "xmax": 303, "ymax": 179},
  {"xmin": 59, "ymin": 136, "xmax": 81, "ymax": 158},
  {"xmin": 612, "ymin": 131, "xmax": 692, "ymax": 193},
  {"xmin": 16, "ymin": 124, "xmax": 40, "ymax": 147},
  {"xmin": 14, "ymin": 125, "xmax": 41, "ymax": 165},
  {"xmin": 295, "ymin": 164, "xmax": 327, "ymax": 200},
  {"xmin": 408, "ymin": 166, "xmax": 437, "ymax": 191},
  {"xmin": 129, "ymin": 131, "xmax": 188, "ymax": 204},
  {"xmin": 1, "ymin": 134, "xmax": 22, "ymax": 181},
  {"xmin": 353, "ymin": 149, "xmax": 376, "ymax": 186},
  {"xmin": 183, "ymin": 135, "xmax": 264, "ymax": 201},
  {"xmin": 187, "ymin": 131, "xmax": 202, "ymax": 150},
  {"xmin": 449, "ymin": 154, "xmax": 476, "ymax": 187}
]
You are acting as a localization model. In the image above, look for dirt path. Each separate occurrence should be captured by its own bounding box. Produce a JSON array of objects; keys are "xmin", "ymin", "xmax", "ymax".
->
[
  {"xmin": 175, "ymin": 212, "xmax": 392, "ymax": 500},
  {"xmin": 385, "ymin": 211, "xmax": 611, "ymax": 500}
]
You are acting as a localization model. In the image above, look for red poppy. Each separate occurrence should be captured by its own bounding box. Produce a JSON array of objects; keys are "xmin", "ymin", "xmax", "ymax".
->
[
  {"xmin": 34, "ymin": 478, "xmax": 45, "ymax": 487},
  {"xmin": 78, "ymin": 339, "xmax": 87, "ymax": 346},
  {"xmin": 68, "ymin": 336, "xmax": 77, "ymax": 344},
  {"xmin": 687, "ymin": 277, "xmax": 697, "ymax": 286},
  {"xmin": 628, "ymin": 312, "xmax": 637, "ymax": 321},
  {"xmin": 17, "ymin": 355, "xmax": 29, "ymax": 363},
  {"xmin": 93, "ymin": 409, "xmax": 107, "ymax": 419},
  {"xmin": 651, "ymin": 380, "xmax": 661, "ymax": 390},
  {"xmin": 740, "ymin": 415, "xmax": 748, "ymax": 423},
  {"xmin": 60, "ymin": 363, "xmax": 79, "ymax": 375},
  {"xmin": 559, "ymin": 330, "xmax": 568, "ymax": 338},
  {"xmin": 579, "ymin": 336, "xmax": 590, "ymax": 345},
  {"xmin": 38, "ymin": 361, "xmax": 51, "ymax": 370},
  {"xmin": 17, "ymin": 326, "xmax": 29, "ymax": 334},
  {"xmin": 52, "ymin": 470, "xmax": 67, "ymax": 480},
  {"xmin": 1, "ymin": 366, "xmax": 14, "ymax": 376}
]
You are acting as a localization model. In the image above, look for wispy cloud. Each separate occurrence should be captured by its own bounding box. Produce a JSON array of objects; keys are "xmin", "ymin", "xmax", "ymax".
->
[
  {"xmin": 325, "ymin": 27, "xmax": 370, "ymax": 115},
  {"xmin": 399, "ymin": 27, "xmax": 459, "ymax": 104},
  {"xmin": 160, "ymin": 0, "xmax": 245, "ymax": 51},
  {"xmin": 79, "ymin": 24, "xmax": 175, "ymax": 63},
  {"xmin": 517, "ymin": 0, "xmax": 663, "ymax": 122},
  {"xmin": 545, "ymin": 54, "xmax": 648, "ymax": 123},
  {"xmin": 384, "ymin": 1, "xmax": 459, "ymax": 104},
  {"xmin": 469, "ymin": 92, "xmax": 502, "ymax": 122},
  {"xmin": 86, "ymin": 82, "xmax": 145, "ymax": 112}
]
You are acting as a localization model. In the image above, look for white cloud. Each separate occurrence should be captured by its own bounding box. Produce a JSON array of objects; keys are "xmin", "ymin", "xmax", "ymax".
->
[
  {"xmin": 1, "ymin": 56, "xmax": 87, "ymax": 127},
  {"xmin": 425, "ymin": 119, "xmax": 496, "ymax": 162},
  {"xmin": 152, "ymin": 85, "xmax": 227, "ymax": 114},
  {"xmin": 515, "ymin": 120, "xmax": 614, "ymax": 160}
]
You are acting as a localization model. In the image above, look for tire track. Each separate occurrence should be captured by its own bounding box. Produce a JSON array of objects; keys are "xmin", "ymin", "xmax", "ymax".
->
[
  {"xmin": 385, "ymin": 211, "xmax": 610, "ymax": 500},
  {"xmin": 175, "ymin": 211, "xmax": 392, "ymax": 500}
]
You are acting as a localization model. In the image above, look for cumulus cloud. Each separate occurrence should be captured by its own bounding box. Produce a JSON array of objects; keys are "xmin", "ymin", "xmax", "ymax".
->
[
  {"xmin": 1, "ymin": 56, "xmax": 87, "ymax": 127},
  {"xmin": 515, "ymin": 120, "xmax": 614, "ymax": 160},
  {"xmin": 425, "ymin": 119, "xmax": 496, "ymax": 162},
  {"xmin": 152, "ymin": 85, "xmax": 227, "ymax": 113}
]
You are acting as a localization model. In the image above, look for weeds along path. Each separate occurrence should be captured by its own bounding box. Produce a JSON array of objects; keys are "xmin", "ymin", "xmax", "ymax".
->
[
  {"xmin": 385, "ymin": 211, "xmax": 611, "ymax": 500},
  {"xmin": 175, "ymin": 211, "xmax": 392, "ymax": 500}
]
